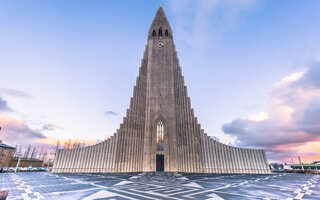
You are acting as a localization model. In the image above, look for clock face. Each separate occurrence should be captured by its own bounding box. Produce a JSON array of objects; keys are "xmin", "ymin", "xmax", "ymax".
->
[{"xmin": 157, "ymin": 42, "xmax": 164, "ymax": 48}]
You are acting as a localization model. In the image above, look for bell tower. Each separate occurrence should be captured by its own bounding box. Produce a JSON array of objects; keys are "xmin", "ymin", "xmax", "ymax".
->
[{"xmin": 142, "ymin": 6, "xmax": 178, "ymax": 172}]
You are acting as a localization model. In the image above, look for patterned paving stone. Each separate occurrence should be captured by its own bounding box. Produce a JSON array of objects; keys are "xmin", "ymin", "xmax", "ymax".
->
[{"xmin": 0, "ymin": 172, "xmax": 319, "ymax": 199}]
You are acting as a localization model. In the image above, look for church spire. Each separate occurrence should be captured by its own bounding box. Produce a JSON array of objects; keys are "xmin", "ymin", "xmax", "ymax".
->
[{"xmin": 149, "ymin": 6, "xmax": 172, "ymax": 38}]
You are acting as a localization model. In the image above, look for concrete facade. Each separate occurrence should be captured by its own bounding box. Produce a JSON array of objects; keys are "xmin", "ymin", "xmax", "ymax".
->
[
  {"xmin": 9, "ymin": 157, "xmax": 43, "ymax": 168},
  {"xmin": 0, "ymin": 141, "xmax": 15, "ymax": 168},
  {"xmin": 52, "ymin": 7, "xmax": 271, "ymax": 174}
]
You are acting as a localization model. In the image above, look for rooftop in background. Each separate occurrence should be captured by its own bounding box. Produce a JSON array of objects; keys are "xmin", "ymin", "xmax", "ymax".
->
[
  {"xmin": 11, "ymin": 157, "xmax": 42, "ymax": 162},
  {"xmin": 0, "ymin": 140, "xmax": 15, "ymax": 149}
]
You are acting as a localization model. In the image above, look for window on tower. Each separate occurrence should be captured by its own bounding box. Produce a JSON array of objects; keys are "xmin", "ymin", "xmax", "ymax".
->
[
  {"xmin": 159, "ymin": 28, "xmax": 162, "ymax": 36},
  {"xmin": 165, "ymin": 30, "xmax": 168, "ymax": 36},
  {"xmin": 152, "ymin": 30, "xmax": 156, "ymax": 37},
  {"xmin": 156, "ymin": 121, "xmax": 164, "ymax": 151}
]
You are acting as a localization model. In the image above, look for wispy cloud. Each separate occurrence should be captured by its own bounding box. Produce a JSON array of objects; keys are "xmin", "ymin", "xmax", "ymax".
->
[
  {"xmin": 0, "ymin": 87, "xmax": 32, "ymax": 98},
  {"xmin": 222, "ymin": 62, "xmax": 320, "ymax": 162},
  {"xmin": 105, "ymin": 110, "xmax": 117, "ymax": 116},
  {"xmin": 42, "ymin": 124, "xmax": 63, "ymax": 131},
  {"xmin": 169, "ymin": 0, "xmax": 259, "ymax": 51}
]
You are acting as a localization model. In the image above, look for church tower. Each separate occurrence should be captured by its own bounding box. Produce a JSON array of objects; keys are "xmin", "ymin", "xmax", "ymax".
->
[
  {"xmin": 53, "ymin": 6, "xmax": 271, "ymax": 174},
  {"xmin": 142, "ymin": 6, "xmax": 178, "ymax": 172}
]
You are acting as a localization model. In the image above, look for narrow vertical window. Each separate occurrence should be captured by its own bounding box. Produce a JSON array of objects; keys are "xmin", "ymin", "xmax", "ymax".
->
[
  {"xmin": 156, "ymin": 121, "xmax": 164, "ymax": 151},
  {"xmin": 152, "ymin": 30, "xmax": 156, "ymax": 37},
  {"xmin": 159, "ymin": 28, "xmax": 162, "ymax": 36},
  {"xmin": 160, "ymin": 81, "xmax": 162, "ymax": 86},
  {"xmin": 160, "ymin": 92, "xmax": 162, "ymax": 96},
  {"xmin": 165, "ymin": 30, "xmax": 168, "ymax": 36}
]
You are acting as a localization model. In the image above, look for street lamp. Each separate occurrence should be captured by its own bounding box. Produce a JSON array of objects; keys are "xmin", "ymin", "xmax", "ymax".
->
[
  {"xmin": 47, "ymin": 158, "xmax": 51, "ymax": 171},
  {"xmin": 298, "ymin": 156, "xmax": 304, "ymax": 171},
  {"xmin": 15, "ymin": 156, "xmax": 21, "ymax": 173}
]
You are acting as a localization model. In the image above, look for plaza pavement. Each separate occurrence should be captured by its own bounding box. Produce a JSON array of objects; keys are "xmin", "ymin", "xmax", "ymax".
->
[{"xmin": 0, "ymin": 172, "xmax": 319, "ymax": 200}]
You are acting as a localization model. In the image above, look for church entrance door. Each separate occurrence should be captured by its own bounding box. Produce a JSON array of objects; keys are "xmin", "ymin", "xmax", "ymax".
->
[{"xmin": 156, "ymin": 155, "xmax": 164, "ymax": 171}]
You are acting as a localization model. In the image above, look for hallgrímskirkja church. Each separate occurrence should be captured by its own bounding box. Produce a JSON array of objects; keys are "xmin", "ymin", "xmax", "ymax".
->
[{"xmin": 52, "ymin": 6, "xmax": 270, "ymax": 174}]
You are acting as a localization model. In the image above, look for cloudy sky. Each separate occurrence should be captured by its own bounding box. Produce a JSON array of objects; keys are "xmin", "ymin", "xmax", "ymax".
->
[{"xmin": 0, "ymin": 0, "xmax": 319, "ymax": 163}]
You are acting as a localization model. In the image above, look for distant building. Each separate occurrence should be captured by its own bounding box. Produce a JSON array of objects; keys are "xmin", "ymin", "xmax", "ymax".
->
[
  {"xmin": 291, "ymin": 161, "xmax": 320, "ymax": 170},
  {"xmin": 270, "ymin": 163, "xmax": 284, "ymax": 171},
  {"xmin": 0, "ymin": 140, "xmax": 16, "ymax": 168},
  {"xmin": 9, "ymin": 157, "xmax": 43, "ymax": 168},
  {"xmin": 284, "ymin": 165, "xmax": 292, "ymax": 170}
]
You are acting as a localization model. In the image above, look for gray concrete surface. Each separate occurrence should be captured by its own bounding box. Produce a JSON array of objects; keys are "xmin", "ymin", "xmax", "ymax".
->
[{"xmin": 0, "ymin": 172, "xmax": 319, "ymax": 199}]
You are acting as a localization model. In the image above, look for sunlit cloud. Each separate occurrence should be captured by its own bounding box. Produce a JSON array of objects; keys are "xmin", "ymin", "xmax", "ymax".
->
[
  {"xmin": 249, "ymin": 112, "xmax": 268, "ymax": 122},
  {"xmin": 0, "ymin": 114, "xmax": 97, "ymax": 152},
  {"xmin": 105, "ymin": 134, "xmax": 113, "ymax": 140},
  {"xmin": 0, "ymin": 115, "xmax": 46, "ymax": 145},
  {"xmin": 38, "ymin": 137, "xmax": 97, "ymax": 147},
  {"xmin": 0, "ymin": 87, "xmax": 95, "ymax": 149},
  {"xmin": 273, "ymin": 71, "xmax": 305, "ymax": 88},
  {"xmin": 222, "ymin": 62, "xmax": 320, "ymax": 163}
]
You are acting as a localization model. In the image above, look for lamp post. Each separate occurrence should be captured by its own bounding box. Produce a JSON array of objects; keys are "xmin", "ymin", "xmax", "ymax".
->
[
  {"xmin": 14, "ymin": 156, "xmax": 21, "ymax": 173},
  {"xmin": 47, "ymin": 158, "xmax": 51, "ymax": 171},
  {"xmin": 298, "ymin": 156, "xmax": 304, "ymax": 171}
]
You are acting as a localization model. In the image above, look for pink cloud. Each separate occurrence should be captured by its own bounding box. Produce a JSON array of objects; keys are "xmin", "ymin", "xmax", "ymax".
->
[
  {"xmin": 0, "ymin": 115, "xmax": 46, "ymax": 146},
  {"xmin": 0, "ymin": 115, "xmax": 97, "ymax": 155},
  {"xmin": 222, "ymin": 62, "xmax": 320, "ymax": 163}
]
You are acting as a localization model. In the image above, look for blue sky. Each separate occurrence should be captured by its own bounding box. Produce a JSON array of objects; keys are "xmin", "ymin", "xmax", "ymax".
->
[{"xmin": 0, "ymin": 0, "xmax": 320, "ymax": 162}]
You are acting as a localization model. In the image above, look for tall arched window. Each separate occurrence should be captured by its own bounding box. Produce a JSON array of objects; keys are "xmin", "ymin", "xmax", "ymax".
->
[
  {"xmin": 165, "ymin": 30, "xmax": 169, "ymax": 36},
  {"xmin": 156, "ymin": 121, "xmax": 164, "ymax": 151},
  {"xmin": 159, "ymin": 28, "xmax": 162, "ymax": 36},
  {"xmin": 152, "ymin": 30, "xmax": 156, "ymax": 37}
]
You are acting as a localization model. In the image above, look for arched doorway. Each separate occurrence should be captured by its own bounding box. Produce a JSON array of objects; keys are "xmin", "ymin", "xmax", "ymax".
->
[{"xmin": 156, "ymin": 155, "xmax": 164, "ymax": 171}]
